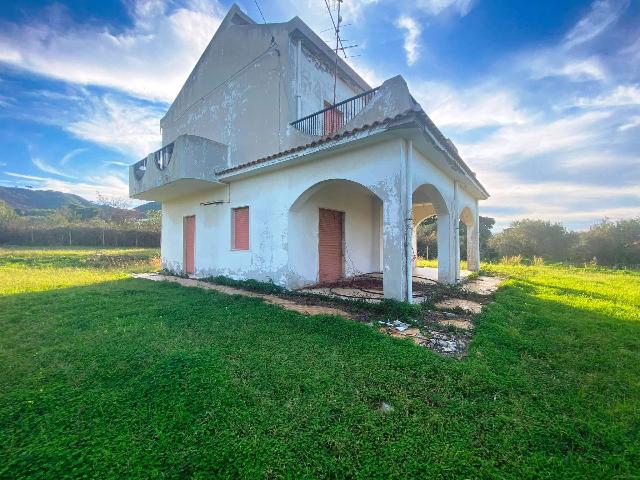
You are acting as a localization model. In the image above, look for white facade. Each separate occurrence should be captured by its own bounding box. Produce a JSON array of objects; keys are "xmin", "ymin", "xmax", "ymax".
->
[{"xmin": 129, "ymin": 5, "xmax": 489, "ymax": 302}]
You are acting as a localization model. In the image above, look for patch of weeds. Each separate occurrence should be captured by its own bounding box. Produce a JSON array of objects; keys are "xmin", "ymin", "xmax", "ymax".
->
[
  {"xmin": 160, "ymin": 268, "xmax": 189, "ymax": 278},
  {"xmin": 203, "ymin": 275, "xmax": 287, "ymax": 295}
]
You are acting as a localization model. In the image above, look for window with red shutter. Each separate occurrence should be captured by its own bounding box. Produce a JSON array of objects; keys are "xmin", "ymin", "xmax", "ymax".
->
[
  {"xmin": 323, "ymin": 100, "xmax": 343, "ymax": 136},
  {"xmin": 232, "ymin": 207, "xmax": 249, "ymax": 250}
]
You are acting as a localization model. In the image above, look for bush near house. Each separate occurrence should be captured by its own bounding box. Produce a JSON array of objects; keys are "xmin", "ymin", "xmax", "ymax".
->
[{"xmin": 1, "ymin": 247, "xmax": 638, "ymax": 478}]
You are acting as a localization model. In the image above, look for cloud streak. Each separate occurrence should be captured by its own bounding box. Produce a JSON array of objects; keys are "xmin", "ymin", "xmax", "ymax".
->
[
  {"xmin": 0, "ymin": 0, "xmax": 224, "ymax": 102},
  {"xmin": 395, "ymin": 16, "xmax": 422, "ymax": 66}
]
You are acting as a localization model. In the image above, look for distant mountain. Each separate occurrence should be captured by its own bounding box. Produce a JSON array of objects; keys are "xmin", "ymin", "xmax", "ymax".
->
[
  {"xmin": 134, "ymin": 201, "xmax": 161, "ymax": 212},
  {"xmin": 0, "ymin": 186, "xmax": 92, "ymax": 212},
  {"xmin": 0, "ymin": 186, "xmax": 161, "ymax": 218}
]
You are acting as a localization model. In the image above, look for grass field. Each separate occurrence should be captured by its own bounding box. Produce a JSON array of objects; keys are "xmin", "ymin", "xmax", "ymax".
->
[{"xmin": 1, "ymin": 247, "xmax": 639, "ymax": 478}]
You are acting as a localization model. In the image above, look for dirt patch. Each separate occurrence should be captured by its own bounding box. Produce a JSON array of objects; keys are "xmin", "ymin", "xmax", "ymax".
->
[
  {"xmin": 463, "ymin": 276, "xmax": 502, "ymax": 295},
  {"xmin": 435, "ymin": 298, "xmax": 483, "ymax": 314}
]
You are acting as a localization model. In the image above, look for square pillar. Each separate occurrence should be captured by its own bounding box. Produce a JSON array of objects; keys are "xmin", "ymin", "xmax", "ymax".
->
[
  {"xmin": 467, "ymin": 207, "xmax": 480, "ymax": 272},
  {"xmin": 382, "ymin": 140, "xmax": 413, "ymax": 302},
  {"xmin": 437, "ymin": 213, "xmax": 457, "ymax": 283}
]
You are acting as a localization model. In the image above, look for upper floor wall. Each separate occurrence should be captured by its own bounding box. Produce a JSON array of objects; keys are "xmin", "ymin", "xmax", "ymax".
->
[{"xmin": 160, "ymin": 7, "xmax": 371, "ymax": 171}]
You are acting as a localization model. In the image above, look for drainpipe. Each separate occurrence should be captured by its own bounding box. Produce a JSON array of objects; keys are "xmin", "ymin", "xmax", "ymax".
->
[
  {"xmin": 401, "ymin": 139, "xmax": 413, "ymax": 303},
  {"xmin": 453, "ymin": 180, "xmax": 460, "ymax": 282},
  {"xmin": 295, "ymin": 39, "xmax": 302, "ymax": 119}
]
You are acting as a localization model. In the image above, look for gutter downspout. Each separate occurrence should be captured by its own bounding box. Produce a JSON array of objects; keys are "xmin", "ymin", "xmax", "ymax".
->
[
  {"xmin": 405, "ymin": 139, "xmax": 413, "ymax": 302},
  {"xmin": 295, "ymin": 39, "xmax": 302, "ymax": 119},
  {"xmin": 453, "ymin": 180, "xmax": 460, "ymax": 283}
]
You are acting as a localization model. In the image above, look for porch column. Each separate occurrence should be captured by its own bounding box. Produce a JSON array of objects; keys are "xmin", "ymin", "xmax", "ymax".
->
[
  {"xmin": 382, "ymin": 140, "xmax": 413, "ymax": 302},
  {"xmin": 411, "ymin": 224, "xmax": 418, "ymax": 274},
  {"xmin": 437, "ymin": 213, "xmax": 456, "ymax": 283},
  {"xmin": 467, "ymin": 207, "xmax": 480, "ymax": 272}
]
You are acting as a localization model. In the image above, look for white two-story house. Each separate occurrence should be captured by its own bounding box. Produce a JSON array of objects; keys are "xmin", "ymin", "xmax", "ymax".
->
[{"xmin": 129, "ymin": 4, "xmax": 489, "ymax": 302}]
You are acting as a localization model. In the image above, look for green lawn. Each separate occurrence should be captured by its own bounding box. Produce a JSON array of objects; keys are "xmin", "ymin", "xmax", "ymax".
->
[{"xmin": 1, "ymin": 247, "xmax": 638, "ymax": 479}]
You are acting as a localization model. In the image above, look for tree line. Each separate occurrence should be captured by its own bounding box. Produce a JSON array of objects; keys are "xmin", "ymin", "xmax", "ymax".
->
[
  {"xmin": 0, "ymin": 197, "xmax": 160, "ymax": 248},
  {"xmin": 417, "ymin": 216, "xmax": 640, "ymax": 267}
]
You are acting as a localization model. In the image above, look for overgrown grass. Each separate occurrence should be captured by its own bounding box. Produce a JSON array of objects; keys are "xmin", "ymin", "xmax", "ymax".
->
[
  {"xmin": 1, "ymin": 248, "xmax": 639, "ymax": 478},
  {"xmin": 0, "ymin": 246, "xmax": 159, "ymax": 295}
]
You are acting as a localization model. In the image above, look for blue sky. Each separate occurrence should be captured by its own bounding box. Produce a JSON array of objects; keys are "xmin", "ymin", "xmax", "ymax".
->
[{"xmin": 0, "ymin": 0, "xmax": 638, "ymax": 230}]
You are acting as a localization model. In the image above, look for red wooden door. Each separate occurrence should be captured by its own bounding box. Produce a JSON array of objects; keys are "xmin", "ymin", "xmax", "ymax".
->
[
  {"xmin": 318, "ymin": 208, "xmax": 344, "ymax": 283},
  {"xmin": 183, "ymin": 215, "xmax": 195, "ymax": 274}
]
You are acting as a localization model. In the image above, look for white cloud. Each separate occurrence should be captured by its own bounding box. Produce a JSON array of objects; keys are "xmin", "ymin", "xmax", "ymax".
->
[
  {"xmin": 458, "ymin": 111, "xmax": 612, "ymax": 167},
  {"xmin": 395, "ymin": 16, "xmax": 422, "ymax": 66},
  {"xmin": 619, "ymin": 116, "xmax": 640, "ymax": 131},
  {"xmin": 411, "ymin": 81, "xmax": 530, "ymax": 129},
  {"xmin": 416, "ymin": 0, "xmax": 474, "ymax": 16},
  {"xmin": 575, "ymin": 84, "xmax": 640, "ymax": 107},
  {"xmin": 65, "ymin": 95, "xmax": 163, "ymax": 158},
  {"xmin": 0, "ymin": 0, "xmax": 224, "ymax": 102},
  {"xmin": 524, "ymin": 54, "xmax": 608, "ymax": 82},
  {"xmin": 341, "ymin": 0, "xmax": 380, "ymax": 22},
  {"xmin": 564, "ymin": 0, "xmax": 629, "ymax": 49},
  {"xmin": 60, "ymin": 148, "xmax": 88, "ymax": 165},
  {"xmin": 31, "ymin": 156, "xmax": 76, "ymax": 179}
]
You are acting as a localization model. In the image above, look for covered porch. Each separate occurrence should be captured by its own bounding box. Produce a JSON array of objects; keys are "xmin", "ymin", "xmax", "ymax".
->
[
  {"xmin": 286, "ymin": 165, "xmax": 481, "ymax": 303},
  {"xmin": 298, "ymin": 267, "xmax": 473, "ymax": 304}
]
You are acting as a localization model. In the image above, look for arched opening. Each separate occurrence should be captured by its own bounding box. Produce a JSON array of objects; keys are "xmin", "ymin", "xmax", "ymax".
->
[
  {"xmin": 459, "ymin": 205, "xmax": 479, "ymax": 273},
  {"xmin": 288, "ymin": 179, "xmax": 383, "ymax": 289},
  {"xmin": 412, "ymin": 183, "xmax": 455, "ymax": 283}
]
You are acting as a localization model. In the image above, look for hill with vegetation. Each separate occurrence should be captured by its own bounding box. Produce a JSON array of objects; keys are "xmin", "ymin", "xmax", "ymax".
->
[{"xmin": 0, "ymin": 186, "xmax": 92, "ymax": 213}]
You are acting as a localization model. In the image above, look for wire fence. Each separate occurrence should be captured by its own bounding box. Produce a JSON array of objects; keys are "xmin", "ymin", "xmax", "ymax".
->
[{"xmin": 0, "ymin": 226, "xmax": 160, "ymax": 247}]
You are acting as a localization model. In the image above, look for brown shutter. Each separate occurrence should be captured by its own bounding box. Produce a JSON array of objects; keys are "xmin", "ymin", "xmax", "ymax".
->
[
  {"xmin": 323, "ymin": 101, "xmax": 344, "ymax": 136},
  {"xmin": 233, "ymin": 207, "xmax": 249, "ymax": 250},
  {"xmin": 183, "ymin": 215, "xmax": 195, "ymax": 274},
  {"xmin": 318, "ymin": 208, "xmax": 344, "ymax": 283}
]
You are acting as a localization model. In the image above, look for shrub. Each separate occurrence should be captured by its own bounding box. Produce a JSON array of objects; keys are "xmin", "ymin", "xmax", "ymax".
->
[
  {"xmin": 205, "ymin": 275, "xmax": 286, "ymax": 295},
  {"xmin": 500, "ymin": 255, "xmax": 523, "ymax": 265},
  {"xmin": 532, "ymin": 256, "xmax": 545, "ymax": 266}
]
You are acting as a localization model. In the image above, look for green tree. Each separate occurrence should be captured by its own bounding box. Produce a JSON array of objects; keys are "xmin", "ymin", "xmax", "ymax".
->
[
  {"xmin": 0, "ymin": 200, "xmax": 17, "ymax": 226},
  {"xmin": 489, "ymin": 219, "xmax": 576, "ymax": 261},
  {"xmin": 574, "ymin": 218, "xmax": 640, "ymax": 266}
]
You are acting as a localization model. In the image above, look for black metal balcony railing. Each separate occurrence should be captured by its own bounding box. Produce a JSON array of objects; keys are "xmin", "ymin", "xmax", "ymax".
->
[
  {"xmin": 132, "ymin": 142, "xmax": 175, "ymax": 181},
  {"xmin": 291, "ymin": 87, "xmax": 379, "ymax": 136},
  {"xmin": 154, "ymin": 142, "xmax": 174, "ymax": 170},
  {"xmin": 133, "ymin": 157, "xmax": 147, "ymax": 180}
]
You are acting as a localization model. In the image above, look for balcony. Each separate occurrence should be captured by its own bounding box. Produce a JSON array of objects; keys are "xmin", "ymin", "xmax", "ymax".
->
[
  {"xmin": 129, "ymin": 134, "xmax": 228, "ymax": 201},
  {"xmin": 290, "ymin": 87, "xmax": 379, "ymax": 137}
]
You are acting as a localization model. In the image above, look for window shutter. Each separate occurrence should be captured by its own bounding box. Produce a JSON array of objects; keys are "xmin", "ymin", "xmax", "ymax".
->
[{"xmin": 233, "ymin": 207, "xmax": 249, "ymax": 250}]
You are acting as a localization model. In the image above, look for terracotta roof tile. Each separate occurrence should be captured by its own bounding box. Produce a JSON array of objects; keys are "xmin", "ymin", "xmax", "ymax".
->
[{"xmin": 216, "ymin": 112, "xmax": 412, "ymax": 175}]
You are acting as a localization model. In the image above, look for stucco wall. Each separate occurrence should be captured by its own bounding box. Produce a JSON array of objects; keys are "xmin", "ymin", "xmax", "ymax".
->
[
  {"xmin": 296, "ymin": 42, "xmax": 362, "ymax": 119},
  {"xmin": 159, "ymin": 135, "xmax": 480, "ymax": 297},
  {"xmin": 161, "ymin": 23, "xmax": 289, "ymax": 169},
  {"xmin": 160, "ymin": 22, "xmax": 366, "ymax": 171},
  {"xmin": 160, "ymin": 138, "xmax": 403, "ymax": 289}
]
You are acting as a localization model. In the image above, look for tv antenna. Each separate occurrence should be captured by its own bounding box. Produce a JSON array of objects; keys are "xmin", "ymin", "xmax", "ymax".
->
[{"xmin": 324, "ymin": 0, "xmax": 349, "ymax": 104}]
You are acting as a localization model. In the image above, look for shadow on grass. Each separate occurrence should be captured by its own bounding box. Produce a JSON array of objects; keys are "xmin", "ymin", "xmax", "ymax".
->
[{"xmin": 0, "ymin": 276, "xmax": 638, "ymax": 479}]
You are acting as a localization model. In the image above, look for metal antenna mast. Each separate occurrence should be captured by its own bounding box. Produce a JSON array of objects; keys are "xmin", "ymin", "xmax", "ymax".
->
[
  {"xmin": 324, "ymin": 0, "xmax": 345, "ymax": 105},
  {"xmin": 332, "ymin": 0, "xmax": 342, "ymax": 104}
]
